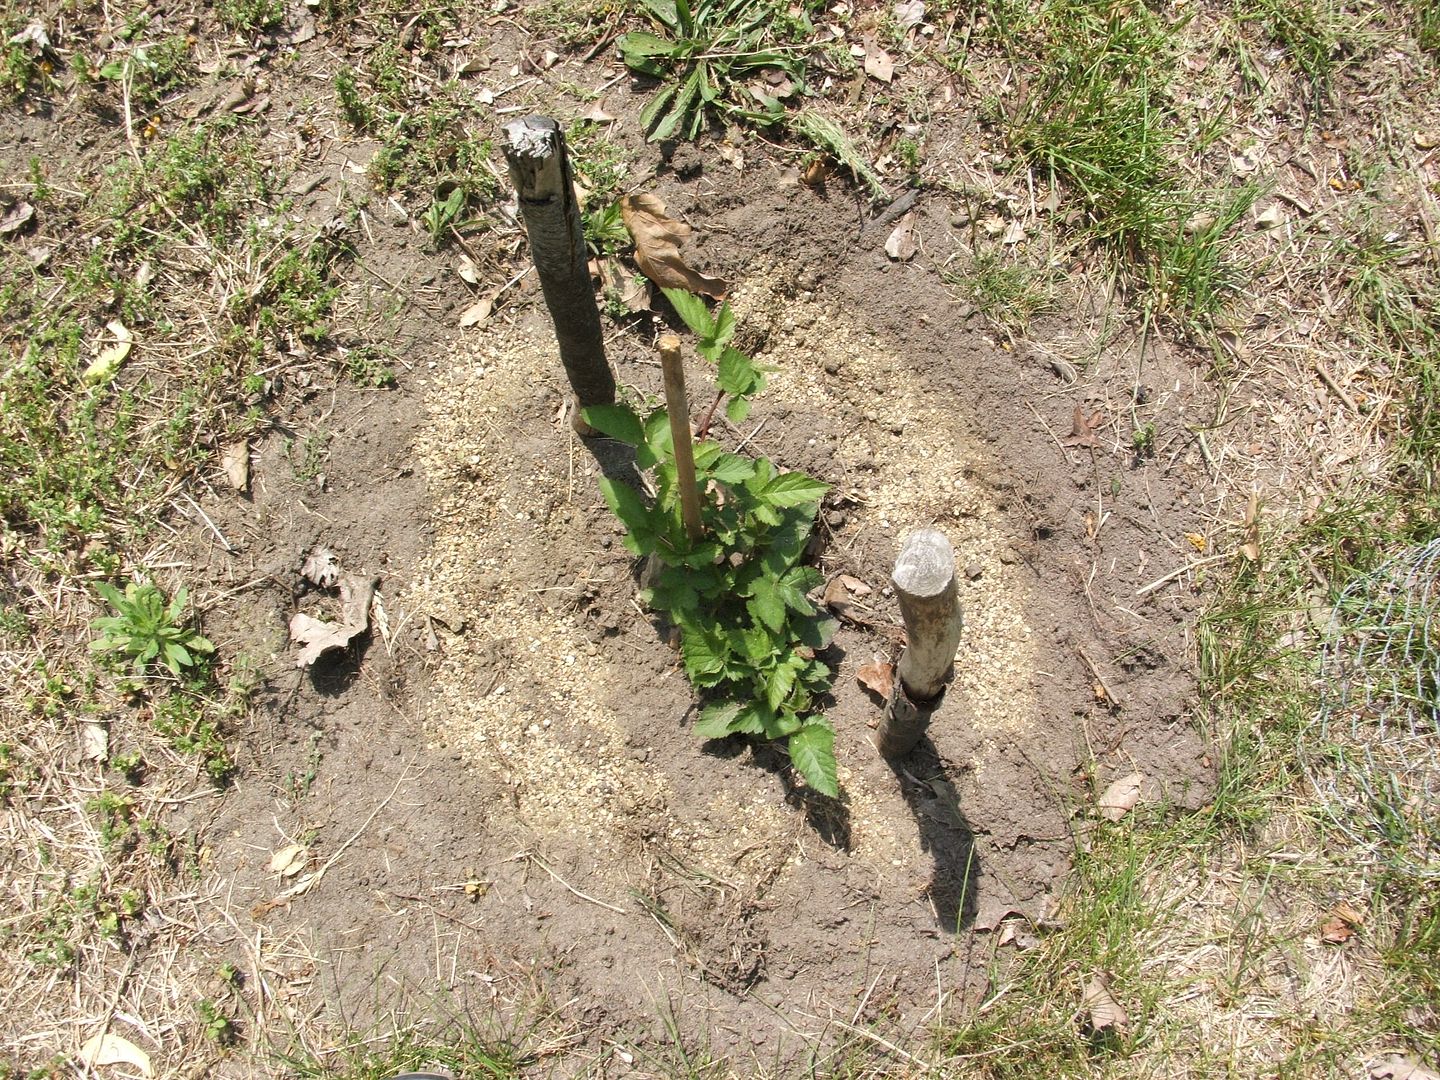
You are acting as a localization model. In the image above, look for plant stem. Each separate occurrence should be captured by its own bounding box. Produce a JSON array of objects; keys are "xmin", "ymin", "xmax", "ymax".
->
[{"xmin": 658, "ymin": 334, "xmax": 705, "ymax": 544}]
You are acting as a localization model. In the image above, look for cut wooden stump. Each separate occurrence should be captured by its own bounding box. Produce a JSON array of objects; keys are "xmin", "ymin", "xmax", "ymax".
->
[
  {"xmin": 876, "ymin": 528, "xmax": 964, "ymax": 757},
  {"xmin": 502, "ymin": 115, "xmax": 615, "ymax": 434}
]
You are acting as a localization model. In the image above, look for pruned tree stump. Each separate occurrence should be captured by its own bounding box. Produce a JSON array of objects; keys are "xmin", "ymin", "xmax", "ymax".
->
[
  {"xmin": 876, "ymin": 528, "xmax": 964, "ymax": 757},
  {"xmin": 502, "ymin": 115, "xmax": 615, "ymax": 434}
]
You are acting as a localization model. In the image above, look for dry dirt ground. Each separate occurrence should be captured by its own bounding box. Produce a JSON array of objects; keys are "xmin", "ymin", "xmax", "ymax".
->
[
  {"xmin": 3, "ymin": 0, "xmax": 1436, "ymax": 1075},
  {"xmin": 165, "ymin": 66, "xmax": 1215, "ymax": 1076}
]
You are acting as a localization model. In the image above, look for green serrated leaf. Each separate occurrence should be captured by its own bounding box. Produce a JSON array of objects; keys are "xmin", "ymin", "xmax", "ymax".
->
[
  {"xmin": 582, "ymin": 404, "xmax": 645, "ymax": 445},
  {"xmin": 726, "ymin": 396, "xmax": 752, "ymax": 423},
  {"xmin": 711, "ymin": 304, "xmax": 736, "ymax": 349},
  {"xmin": 695, "ymin": 700, "xmax": 744, "ymax": 738},
  {"xmin": 788, "ymin": 723, "xmax": 838, "ymax": 797},
  {"xmin": 662, "ymin": 286, "xmax": 714, "ymax": 338},
  {"xmin": 766, "ymin": 657, "xmax": 797, "ymax": 710},
  {"xmin": 717, "ymin": 347, "xmax": 757, "ymax": 396},
  {"xmin": 763, "ymin": 472, "xmax": 829, "ymax": 508},
  {"xmin": 681, "ymin": 629, "xmax": 727, "ymax": 680},
  {"xmin": 644, "ymin": 408, "xmax": 674, "ymax": 460},
  {"xmin": 748, "ymin": 576, "xmax": 786, "ymax": 633},
  {"xmin": 709, "ymin": 453, "xmax": 754, "ymax": 485},
  {"xmin": 598, "ymin": 477, "xmax": 651, "ymax": 538}
]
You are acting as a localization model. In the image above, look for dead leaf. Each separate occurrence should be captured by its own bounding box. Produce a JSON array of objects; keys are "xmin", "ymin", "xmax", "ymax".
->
[
  {"xmin": 1255, "ymin": 203, "xmax": 1286, "ymax": 230},
  {"xmin": 1331, "ymin": 899, "xmax": 1366, "ymax": 926},
  {"xmin": 801, "ymin": 158, "xmax": 829, "ymax": 188},
  {"xmin": 77, "ymin": 1032, "xmax": 154, "ymax": 1077},
  {"xmin": 221, "ymin": 440, "xmax": 250, "ymax": 492},
  {"xmin": 291, "ymin": 574, "xmax": 377, "ymax": 667},
  {"xmin": 581, "ymin": 100, "xmax": 616, "ymax": 123},
  {"xmin": 1185, "ymin": 532, "xmax": 1206, "ymax": 553},
  {"xmin": 1062, "ymin": 405, "xmax": 1105, "ymax": 448},
  {"xmin": 1001, "ymin": 219, "xmax": 1026, "ymax": 245},
  {"xmin": 894, "ymin": 0, "xmax": 925, "ymax": 28},
  {"xmin": 972, "ymin": 897, "xmax": 1023, "ymax": 932},
  {"xmin": 302, "ymin": 547, "xmax": 341, "ymax": 588},
  {"xmin": 838, "ymin": 574, "xmax": 872, "ymax": 597},
  {"xmin": 82, "ymin": 320, "xmax": 133, "ymax": 386},
  {"xmin": 459, "ymin": 293, "xmax": 496, "ymax": 327},
  {"xmin": 1321, "ymin": 900, "xmax": 1365, "ymax": 943},
  {"xmin": 81, "ymin": 721, "xmax": 109, "ymax": 762},
  {"xmin": 619, "ymin": 193, "xmax": 728, "ymax": 299},
  {"xmin": 884, "ymin": 212, "xmax": 917, "ymax": 261},
  {"xmin": 1414, "ymin": 130, "xmax": 1438, "ymax": 150},
  {"xmin": 1371, "ymin": 1055, "xmax": 1440, "ymax": 1080},
  {"xmin": 1240, "ymin": 489, "xmax": 1261, "ymax": 561},
  {"xmin": 269, "ymin": 842, "xmax": 309, "ymax": 877},
  {"xmin": 856, "ymin": 660, "xmax": 894, "ymax": 699},
  {"xmin": 1320, "ymin": 915, "xmax": 1354, "ymax": 944},
  {"xmin": 457, "ymin": 255, "xmax": 480, "ymax": 284},
  {"xmin": 1081, "ymin": 973, "xmax": 1129, "ymax": 1038},
  {"xmin": 1096, "ymin": 772, "xmax": 1143, "ymax": 822},
  {"xmin": 0, "ymin": 200, "xmax": 34, "ymax": 236},
  {"xmin": 863, "ymin": 36, "xmax": 894, "ymax": 82}
]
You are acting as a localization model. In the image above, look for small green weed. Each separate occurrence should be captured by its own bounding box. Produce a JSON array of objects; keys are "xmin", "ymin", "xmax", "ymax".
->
[
  {"xmin": 334, "ymin": 65, "xmax": 372, "ymax": 131},
  {"xmin": 421, "ymin": 186, "xmax": 467, "ymax": 245},
  {"xmin": 342, "ymin": 346, "xmax": 398, "ymax": 388},
  {"xmin": 584, "ymin": 288, "xmax": 839, "ymax": 796},
  {"xmin": 196, "ymin": 999, "xmax": 239, "ymax": 1046},
  {"xmin": 90, "ymin": 583, "xmax": 214, "ymax": 677},
  {"xmin": 618, "ymin": 0, "xmax": 809, "ymax": 140},
  {"xmin": 151, "ymin": 689, "xmax": 235, "ymax": 784},
  {"xmin": 217, "ymin": 0, "xmax": 284, "ymax": 31}
]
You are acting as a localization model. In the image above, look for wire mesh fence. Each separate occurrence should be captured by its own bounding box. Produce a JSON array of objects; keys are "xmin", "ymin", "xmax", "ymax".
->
[{"xmin": 1302, "ymin": 537, "xmax": 1440, "ymax": 880}]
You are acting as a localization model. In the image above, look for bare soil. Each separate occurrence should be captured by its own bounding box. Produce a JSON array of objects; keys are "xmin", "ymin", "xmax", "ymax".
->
[
  {"xmin": 4, "ymin": 16, "xmax": 1227, "ymax": 1072},
  {"xmin": 181, "ymin": 109, "xmax": 1216, "ymax": 1077}
]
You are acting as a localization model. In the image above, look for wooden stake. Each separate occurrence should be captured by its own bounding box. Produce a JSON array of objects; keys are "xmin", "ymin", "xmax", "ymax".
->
[
  {"xmin": 502, "ymin": 116, "xmax": 615, "ymax": 433},
  {"xmin": 658, "ymin": 334, "xmax": 705, "ymax": 544},
  {"xmin": 876, "ymin": 528, "xmax": 964, "ymax": 757}
]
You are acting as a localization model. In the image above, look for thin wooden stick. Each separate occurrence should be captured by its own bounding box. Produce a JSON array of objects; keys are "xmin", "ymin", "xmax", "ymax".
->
[{"xmin": 658, "ymin": 333, "xmax": 705, "ymax": 544}]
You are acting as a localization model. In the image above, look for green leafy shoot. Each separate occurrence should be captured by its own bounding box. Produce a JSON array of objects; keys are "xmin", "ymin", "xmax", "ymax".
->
[
  {"xmin": 658, "ymin": 287, "xmax": 766, "ymax": 426},
  {"xmin": 583, "ymin": 308, "xmax": 838, "ymax": 797},
  {"xmin": 617, "ymin": 0, "xmax": 809, "ymax": 141},
  {"xmin": 90, "ymin": 582, "xmax": 215, "ymax": 677}
]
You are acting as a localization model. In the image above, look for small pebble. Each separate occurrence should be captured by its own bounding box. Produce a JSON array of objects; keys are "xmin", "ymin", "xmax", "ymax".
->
[{"xmin": 965, "ymin": 563, "xmax": 983, "ymax": 580}]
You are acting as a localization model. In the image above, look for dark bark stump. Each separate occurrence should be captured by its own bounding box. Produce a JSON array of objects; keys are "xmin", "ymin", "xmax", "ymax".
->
[{"xmin": 502, "ymin": 115, "xmax": 615, "ymax": 433}]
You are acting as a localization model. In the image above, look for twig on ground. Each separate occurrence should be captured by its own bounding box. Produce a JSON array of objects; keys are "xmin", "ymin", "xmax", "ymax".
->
[{"xmin": 524, "ymin": 852, "xmax": 628, "ymax": 914}]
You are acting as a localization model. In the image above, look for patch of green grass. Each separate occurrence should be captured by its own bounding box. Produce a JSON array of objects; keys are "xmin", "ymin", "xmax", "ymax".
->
[
  {"xmin": 216, "ymin": 0, "xmax": 284, "ymax": 32},
  {"xmin": 944, "ymin": 249, "xmax": 1056, "ymax": 336},
  {"xmin": 1232, "ymin": 0, "xmax": 1364, "ymax": 106},
  {"xmin": 995, "ymin": 1, "xmax": 1256, "ymax": 323},
  {"xmin": 275, "ymin": 1021, "xmax": 527, "ymax": 1078},
  {"xmin": 1418, "ymin": 0, "xmax": 1440, "ymax": 51}
]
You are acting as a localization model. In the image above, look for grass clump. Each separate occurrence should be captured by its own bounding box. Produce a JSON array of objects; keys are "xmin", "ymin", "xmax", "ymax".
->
[{"xmin": 995, "ymin": 0, "xmax": 1258, "ymax": 322}]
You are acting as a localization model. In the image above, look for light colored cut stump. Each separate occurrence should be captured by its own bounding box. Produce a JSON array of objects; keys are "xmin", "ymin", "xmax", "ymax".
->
[
  {"xmin": 876, "ymin": 528, "xmax": 964, "ymax": 757},
  {"xmin": 502, "ymin": 115, "xmax": 615, "ymax": 433}
]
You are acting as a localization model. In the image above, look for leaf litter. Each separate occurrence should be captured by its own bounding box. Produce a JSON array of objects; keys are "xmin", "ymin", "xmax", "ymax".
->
[
  {"xmin": 1081, "ymin": 972, "xmax": 1129, "ymax": 1038},
  {"xmin": 1096, "ymin": 772, "xmax": 1144, "ymax": 821},
  {"xmin": 619, "ymin": 193, "xmax": 728, "ymax": 298},
  {"xmin": 292, "ymin": 547, "xmax": 377, "ymax": 667}
]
